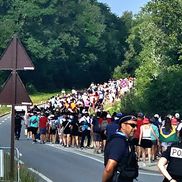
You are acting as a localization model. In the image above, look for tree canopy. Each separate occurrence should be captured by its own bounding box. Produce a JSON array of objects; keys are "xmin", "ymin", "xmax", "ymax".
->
[
  {"xmin": 0, "ymin": 0, "xmax": 130, "ymax": 91},
  {"xmin": 119, "ymin": 0, "xmax": 182, "ymax": 116}
]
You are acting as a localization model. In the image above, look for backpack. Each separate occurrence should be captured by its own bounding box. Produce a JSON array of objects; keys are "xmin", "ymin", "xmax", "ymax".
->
[
  {"xmin": 92, "ymin": 117, "xmax": 101, "ymax": 133},
  {"xmin": 100, "ymin": 119, "xmax": 109, "ymax": 131},
  {"xmin": 108, "ymin": 134, "xmax": 139, "ymax": 181},
  {"xmin": 51, "ymin": 120, "xmax": 57, "ymax": 130},
  {"xmin": 31, "ymin": 117, "xmax": 38, "ymax": 124}
]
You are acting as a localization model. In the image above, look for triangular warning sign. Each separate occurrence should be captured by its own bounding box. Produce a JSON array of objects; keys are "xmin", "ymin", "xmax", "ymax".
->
[
  {"xmin": 0, "ymin": 73, "xmax": 32, "ymax": 105},
  {"xmin": 0, "ymin": 36, "xmax": 34, "ymax": 70}
]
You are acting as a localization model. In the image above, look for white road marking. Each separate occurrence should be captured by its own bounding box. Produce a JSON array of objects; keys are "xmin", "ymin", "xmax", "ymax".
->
[
  {"xmin": 28, "ymin": 168, "xmax": 53, "ymax": 182},
  {"xmin": 1, "ymin": 121, "xmax": 4, "ymax": 123},
  {"xmin": 139, "ymin": 171, "xmax": 162, "ymax": 176}
]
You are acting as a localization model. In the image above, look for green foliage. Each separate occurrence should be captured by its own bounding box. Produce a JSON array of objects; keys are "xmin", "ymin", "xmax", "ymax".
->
[
  {"xmin": 119, "ymin": 0, "xmax": 182, "ymax": 115},
  {"xmin": 0, "ymin": 0, "xmax": 128, "ymax": 90},
  {"xmin": 144, "ymin": 65, "xmax": 182, "ymax": 116}
]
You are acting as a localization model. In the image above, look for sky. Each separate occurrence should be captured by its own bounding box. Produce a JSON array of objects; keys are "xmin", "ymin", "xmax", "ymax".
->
[{"xmin": 97, "ymin": 0, "xmax": 150, "ymax": 16}]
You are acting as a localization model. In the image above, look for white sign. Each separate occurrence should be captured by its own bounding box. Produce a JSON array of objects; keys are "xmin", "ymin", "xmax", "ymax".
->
[
  {"xmin": 170, "ymin": 147, "xmax": 182, "ymax": 158},
  {"xmin": 0, "ymin": 150, "xmax": 4, "ymax": 177}
]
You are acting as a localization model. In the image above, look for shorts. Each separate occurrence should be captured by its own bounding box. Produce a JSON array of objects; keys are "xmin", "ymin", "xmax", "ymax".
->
[
  {"xmin": 50, "ymin": 128, "xmax": 57, "ymax": 135},
  {"xmin": 140, "ymin": 139, "xmax": 152, "ymax": 148},
  {"xmin": 131, "ymin": 138, "xmax": 139, "ymax": 146},
  {"xmin": 30, "ymin": 127, "xmax": 38, "ymax": 135},
  {"xmin": 100, "ymin": 131, "xmax": 107, "ymax": 140},
  {"xmin": 93, "ymin": 132, "xmax": 101, "ymax": 141},
  {"xmin": 27, "ymin": 127, "xmax": 31, "ymax": 132},
  {"xmin": 71, "ymin": 131, "xmax": 79, "ymax": 136},
  {"xmin": 40, "ymin": 128, "xmax": 46, "ymax": 135}
]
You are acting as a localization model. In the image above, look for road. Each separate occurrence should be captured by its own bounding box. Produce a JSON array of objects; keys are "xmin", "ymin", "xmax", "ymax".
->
[{"xmin": 0, "ymin": 114, "xmax": 164, "ymax": 182}]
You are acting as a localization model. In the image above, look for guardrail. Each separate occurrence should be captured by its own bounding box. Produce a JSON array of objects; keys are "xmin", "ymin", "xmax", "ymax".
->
[{"xmin": 0, "ymin": 147, "xmax": 20, "ymax": 182}]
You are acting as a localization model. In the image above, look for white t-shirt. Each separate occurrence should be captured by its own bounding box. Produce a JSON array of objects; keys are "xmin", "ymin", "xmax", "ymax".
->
[{"xmin": 177, "ymin": 123, "xmax": 182, "ymax": 131}]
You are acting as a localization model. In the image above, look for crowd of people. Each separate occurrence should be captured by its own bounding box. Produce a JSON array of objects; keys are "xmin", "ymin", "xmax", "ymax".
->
[
  {"xmin": 15, "ymin": 78, "xmax": 134, "ymax": 150},
  {"xmin": 14, "ymin": 77, "xmax": 182, "ymax": 182},
  {"xmin": 15, "ymin": 77, "xmax": 182, "ymax": 158}
]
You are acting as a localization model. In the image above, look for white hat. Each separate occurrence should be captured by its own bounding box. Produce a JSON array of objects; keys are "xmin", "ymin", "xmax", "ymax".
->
[
  {"xmin": 82, "ymin": 109, "xmax": 88, "ymax": 114},
  {"xmin": 175, "ymin": 113, "xmax": 180, "ymax": 119},
  {"xmin": 106, "ymin": 114, "xmax": 111, "ymax": 118},
  {"xmin": 154, "ymin": 114, "xmax": 159, "ymax": 118}
]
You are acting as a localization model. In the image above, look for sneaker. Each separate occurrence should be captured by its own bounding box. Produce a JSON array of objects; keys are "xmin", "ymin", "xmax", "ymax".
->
[
  {"xmin": 32, "ymin": 140, "xmax": 37, "ymax": 144},
  {"xmin": 142, "ymin": 162, "xmax": 146, "ymax": 167}
]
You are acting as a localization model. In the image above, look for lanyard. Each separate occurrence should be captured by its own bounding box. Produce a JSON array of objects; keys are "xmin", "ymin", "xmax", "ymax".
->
[{"xmin": 116, "ymin": 131, "xmax": 127, "ymax": 137}]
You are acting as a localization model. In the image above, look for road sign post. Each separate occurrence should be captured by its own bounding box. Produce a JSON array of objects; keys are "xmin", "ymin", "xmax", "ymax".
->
[
  {"xmin": 0, "ymin": 150, "xmax": 4, "ymax": 178},
  {"xmin": 0, "ymin": 35, "xmax": 34, "ymax": 180}
]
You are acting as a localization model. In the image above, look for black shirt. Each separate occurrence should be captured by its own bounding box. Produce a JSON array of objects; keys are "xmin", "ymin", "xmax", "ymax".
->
[
  {"xmin": 162, "ymin": 141, "xmax": 182, "ymax": 179},
  {"xmin": 104, "ymin": 134, "xmax": 129, "ymax": 166}
]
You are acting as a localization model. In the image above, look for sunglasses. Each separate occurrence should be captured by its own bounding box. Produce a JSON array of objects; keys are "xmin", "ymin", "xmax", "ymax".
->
[{"xmin": 123, "ymin": 123, "xmax": 137, "ymax": 128}]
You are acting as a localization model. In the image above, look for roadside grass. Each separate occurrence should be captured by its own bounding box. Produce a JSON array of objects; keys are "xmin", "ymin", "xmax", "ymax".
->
[
  {"xmin": 0, "ymin": 105, "xmax": 11, "ymax": 116},
  {"xmin": 30, "ymin": 91, "xmax": 61, "ymax": 105},
  {"xmin": 20, "ymin": 166, "xmax": 36, "ymax": 182}
]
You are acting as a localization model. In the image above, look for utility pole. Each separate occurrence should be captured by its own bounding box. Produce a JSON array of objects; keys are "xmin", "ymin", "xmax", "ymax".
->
[{"xmin": 0, "ymin": 35, "xmax": 34, "ymax": 179}]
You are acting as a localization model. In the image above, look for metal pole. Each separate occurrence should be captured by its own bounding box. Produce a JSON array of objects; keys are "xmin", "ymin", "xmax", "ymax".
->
[
  {"xmin": 10, "ymin": 36, "xmax": 18, "ymax": 180},
  {"xmin": 10, "ymin": 72, "xmax": 16, "ymax": 180},
  {"xmin": 15, "ymin": 148, "xmax": 20, "ymax": 182}
]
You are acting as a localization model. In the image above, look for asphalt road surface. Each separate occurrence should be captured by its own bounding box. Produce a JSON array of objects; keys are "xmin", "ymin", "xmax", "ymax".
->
[{"xmin": 0, "ymin": 114, "xmax": 163, "ymax": 182}]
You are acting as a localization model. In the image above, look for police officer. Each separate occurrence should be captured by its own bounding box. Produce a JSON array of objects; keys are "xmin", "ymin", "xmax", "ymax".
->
[
  {"xmin": 102, "ymin": 115, "xmax": 137, "ymax": 182},
  {"xmin": 158, "ymin": 129, "xmax": 182, "ymax": 182}
]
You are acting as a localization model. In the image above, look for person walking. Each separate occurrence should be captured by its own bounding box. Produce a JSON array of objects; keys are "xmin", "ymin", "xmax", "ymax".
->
[
  {"xmin": 102, "ymin": 115, "xmax": 138, "ymax": 182},
  {"xmin": 29, "ymin": 112, "xmax": 39, "ymax": 144},
  {"xmin": 158, "ymin": 129, "xmax": 182, "ymax": 182},
  {"xmin": 39, "ymin": 112, "xmax": 48, "ymax": 144},
  {"xmin": 79, "ymin": 111, "xmax": 91, "ymax": 149},
  {"xmin": 159, "ymin": 116, "xmax": 178, "ymax": 152},
  {"xmin": 14, "ymin": 112, "xmax": 24, "ymax": 140}
]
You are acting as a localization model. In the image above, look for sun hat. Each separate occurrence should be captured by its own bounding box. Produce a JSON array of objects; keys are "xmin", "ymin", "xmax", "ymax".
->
[
  {"xmin": 143, "ymin": 117, "xmax": 150, "ymax": 124},
  {"xmin": 175, "ymin": 113, "xmax": 180, "ymax": 119}
]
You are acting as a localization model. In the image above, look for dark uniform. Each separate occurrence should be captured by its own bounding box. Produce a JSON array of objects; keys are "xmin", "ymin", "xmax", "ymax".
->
[
  {"xmin": 104, "ymin": 132, "xmax": 134, "ymax": 182},
  {"xmin": 14, "ymin": 114, "xmax": 23, "ymax": 140},
  {"xmin": 162, "ymin": 141, "xmax": 182, "ymax": 182}
]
